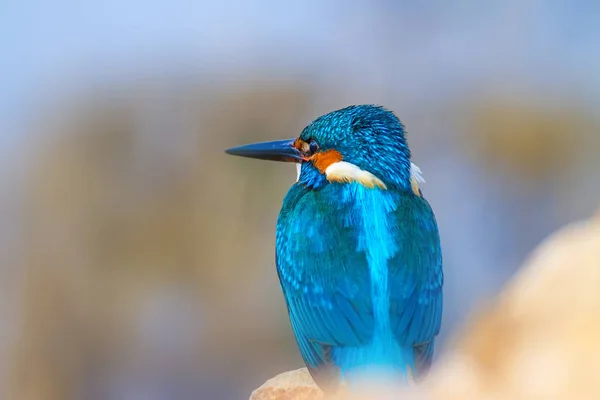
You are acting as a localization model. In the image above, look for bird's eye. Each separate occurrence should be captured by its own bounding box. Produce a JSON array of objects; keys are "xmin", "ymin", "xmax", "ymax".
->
[{"xmin": 308, "ymin": 140, "xmax": 319, "ymax": 154}]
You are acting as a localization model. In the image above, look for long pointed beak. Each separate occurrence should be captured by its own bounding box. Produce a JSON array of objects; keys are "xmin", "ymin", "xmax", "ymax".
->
[{"xmin": 225, "ymin": 138, "xmax": 304, "ymax": 162}]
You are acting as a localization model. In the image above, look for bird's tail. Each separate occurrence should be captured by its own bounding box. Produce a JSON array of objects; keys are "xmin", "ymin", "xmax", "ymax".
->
[{"xmin": 333, "ymin": 342, "xmax": 416, "ymax": 387}]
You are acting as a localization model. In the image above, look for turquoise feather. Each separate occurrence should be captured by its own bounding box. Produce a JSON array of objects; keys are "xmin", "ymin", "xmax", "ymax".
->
[
  {"xmin": 226, "ymin": 104, "xmax": 443, "ymax": 390},
  {"xmin": 275, "ymin": 105, "xmax": 443, "ymax": 388},
  {"xmin": 277, "ymin": 180, "xmax": 442, "ymax": 387}
]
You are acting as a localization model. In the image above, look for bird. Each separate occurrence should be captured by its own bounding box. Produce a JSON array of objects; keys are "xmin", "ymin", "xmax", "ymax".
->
[{"xmin": 225, "ymin": 105, "xmax": 443, "ymax": 391}]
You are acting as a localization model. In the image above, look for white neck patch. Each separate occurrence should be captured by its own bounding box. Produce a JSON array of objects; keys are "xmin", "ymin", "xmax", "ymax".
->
[
  {"xmin": 410, "ymin": 162, "xmax": 425, "ymax": 196},
  {"xmin": 410, "ymin": 162, "xmax": 425, "ymax": 183},
  {"xmin": 295, "ymin": 161, "xmax": 425, "ymax": 194},
  {"xmin": 325, "ymin": 161, "xmax": 387, "ymax": 189}
]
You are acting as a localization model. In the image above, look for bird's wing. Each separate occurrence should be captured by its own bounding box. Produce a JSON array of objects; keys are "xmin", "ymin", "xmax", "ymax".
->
[
  {"xmin": 388, "ymin": 193, "xmax": 443, "ymax": 377},
  {"xmin": 276, "ymin": 185, "xmax": 374, "ymax": 385},
  {"xmin": 276, "ymin": 185, "xmax": 443, "ymax": 382}
]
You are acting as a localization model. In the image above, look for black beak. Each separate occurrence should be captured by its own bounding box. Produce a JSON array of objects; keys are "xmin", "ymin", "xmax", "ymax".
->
[{"xmin": 225, "ymin": 138, "xmax": 304, "ymax": 162}]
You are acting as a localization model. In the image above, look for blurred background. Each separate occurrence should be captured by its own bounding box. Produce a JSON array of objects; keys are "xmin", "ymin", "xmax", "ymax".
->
[{"xmin": 1, "ymin": 1, "xmax": 600, "ymax": 399}]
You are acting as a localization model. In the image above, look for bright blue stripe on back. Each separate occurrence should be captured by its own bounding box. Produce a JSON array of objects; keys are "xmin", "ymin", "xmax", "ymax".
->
[{"xmin": 334, "ymin": 184, "xmax": 414, "ymax": 379}]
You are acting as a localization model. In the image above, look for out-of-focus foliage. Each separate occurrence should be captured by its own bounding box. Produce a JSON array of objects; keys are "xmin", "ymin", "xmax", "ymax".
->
[
  {"xmin": 8, "ymin": 79, "xmax": 600, "ymax": 400},
  {"xmin": 460, "ymin": 96, "xmax": 589, "ymax": 180},
  {"xmin": 9, "ymin": 80, "xmax": 318, "ymax": 400},
  {"xmin": 6, "ymin": 79, "xmax": 600, "ymax": 400}
]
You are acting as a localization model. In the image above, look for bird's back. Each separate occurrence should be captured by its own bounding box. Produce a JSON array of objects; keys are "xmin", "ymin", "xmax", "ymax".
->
[{"xmin": 276, "ymin": 181, "xmax": 443, "ymax": 388}]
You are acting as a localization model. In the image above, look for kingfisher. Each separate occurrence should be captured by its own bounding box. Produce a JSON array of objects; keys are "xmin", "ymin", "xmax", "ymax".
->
[{"xmin": 226, "ymin": 105, "xmax": 443, "ymax": 390}]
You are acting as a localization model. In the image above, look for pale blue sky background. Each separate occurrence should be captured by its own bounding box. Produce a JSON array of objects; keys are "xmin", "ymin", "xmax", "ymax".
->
[{"xmin": 2, "ymin": 0, "xmax": 600, "ymax": 154}]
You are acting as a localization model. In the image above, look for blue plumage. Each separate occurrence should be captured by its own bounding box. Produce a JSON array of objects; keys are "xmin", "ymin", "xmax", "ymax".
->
[{"xmin": 226, "ymin": 105, "xmax": 443, "ymax": 390}]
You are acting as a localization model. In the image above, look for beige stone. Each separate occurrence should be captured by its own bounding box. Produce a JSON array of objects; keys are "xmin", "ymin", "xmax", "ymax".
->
[
  {"xmin": 249, "ymin": 368, "xmax": 323, "ymax": 400},
  {"xmin": 429, "ymin": 209, "xmax": 600, "ymax": 400}
]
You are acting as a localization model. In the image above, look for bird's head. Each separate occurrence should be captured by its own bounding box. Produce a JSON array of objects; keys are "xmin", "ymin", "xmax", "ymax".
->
[{"xmin": 226, "ymin": 105, "xmax": 421, "ymax": 192}]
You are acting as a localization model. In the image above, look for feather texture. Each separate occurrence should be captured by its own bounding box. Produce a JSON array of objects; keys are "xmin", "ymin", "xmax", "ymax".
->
[
  {"xmin": 276, "ymin": 181, "xmax": 443, "ymax": 388},
  {"xmin": 227, "ymin": 105, "xmax": 444, "ymax": 391}
]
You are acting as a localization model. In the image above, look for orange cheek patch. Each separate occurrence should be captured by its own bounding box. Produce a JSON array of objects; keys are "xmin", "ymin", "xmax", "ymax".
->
[
  {"xmin": 311, "ymin": 150, "xmax": 343, "ymax": 173},
  {"xmin": 293, "ymin": 138, "xmax": 303, "ymax": 150},
  {"xmin": 293, "ymin": 138, "xmax": 310, "ymax": 154}
]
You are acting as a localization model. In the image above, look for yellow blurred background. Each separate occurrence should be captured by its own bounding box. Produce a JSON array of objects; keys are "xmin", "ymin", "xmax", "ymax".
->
[{"xmin": 1, "ymin": 2, "xmax": 599, "ymax": 399}]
